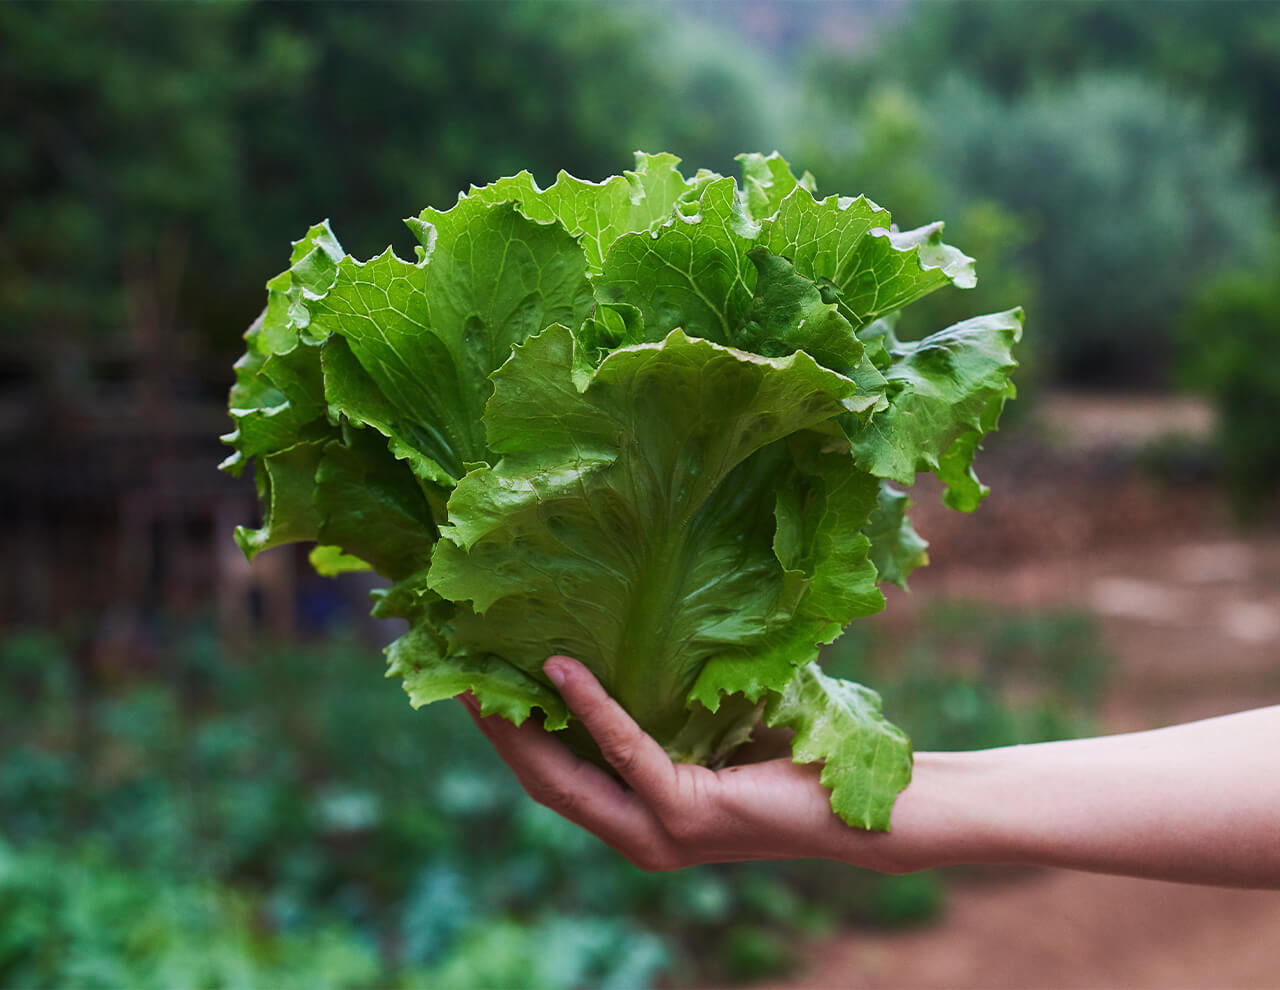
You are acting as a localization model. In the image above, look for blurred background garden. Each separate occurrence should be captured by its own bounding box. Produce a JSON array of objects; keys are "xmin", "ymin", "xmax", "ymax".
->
[{"xmin": 2, "ymin": 2, "xmax": 1279, "ymax": 987}]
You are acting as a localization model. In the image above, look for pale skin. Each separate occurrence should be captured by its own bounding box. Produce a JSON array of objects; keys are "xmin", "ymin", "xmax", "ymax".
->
[{"xmin": 461, "ymin": 656, "xmax": 1280, "ymax": 888}]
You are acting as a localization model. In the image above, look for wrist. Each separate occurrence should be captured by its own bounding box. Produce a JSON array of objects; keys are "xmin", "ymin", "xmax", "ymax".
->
[{"xmin": 828, "ymin": 749, "xmax": 1013, "ymax": 873}]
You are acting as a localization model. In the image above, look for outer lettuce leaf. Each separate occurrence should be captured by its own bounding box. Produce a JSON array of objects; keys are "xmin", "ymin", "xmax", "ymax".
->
[
  {"xmin": 765, "ymin": 663, "xmax": 913, "ymax": 831},
  {"xmin": 846, "ymin": 309, "xmax": 1023, "ymax": 506},
  {"xmin": 759, "ymin": 192, "xmax": 975, "ymax": 330},
  {"xmin": 312, "ymin": 197, "xmax": 594, "ymax": 480},
  {"xmin": 235, "ymin": 441, "xmax": 325, "ymax": 557},
  {"xmin": 464, "ymin": 151, "xmax": 695, "ymax": 275},
  {"xmin": 220, "ymin": 222, "xmax": 345, "ymax": 476},
  {"xmin": 936, "ymin": 378, "xmax": 1017, "ymax": 512},
  {"xmin": 586, "ymin": 162, "xmax": 974, "ymax": 408},
  {"xmin": 426, "ymin": 324, "xmax": 882, "ymax": 748},
  {"xmin": 594, "ymin": 176, "xmax": 760, "ymax": 345},
  {"xmin": 234, "ymin": 427, "xmax": 437, "ymax": 582},
  {"xmin": 736, "ymin": 150, "xmax": 817, "ymax": 221},
  {"xmin": 386, "ymin": 617, "xmax": 570, "ymax": 730},
  {"xmin": 688, "ymin": 432, "xmax": 883, "ymax": 712},
  {"xmin": 863, "ymin": 481, "xmax": 930, "ymax": 590},
  {"xmin": 737, "ymin": 250, "xmax": 864, "ymax": 375},
  {"xmin": 309, "ymin": 545, "xmax": 373, "ymax": 577},
  {"xmin": 320, "ymin": 334, "xmax": 457, "ymax": 494}
]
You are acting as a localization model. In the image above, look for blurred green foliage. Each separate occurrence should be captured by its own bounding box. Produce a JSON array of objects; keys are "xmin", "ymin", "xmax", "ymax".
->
[
  {"xmin": 0, "ymin": 842, "xmax": 386, "ymax": 990},
  {"xmin": 801, "ymin": 70, "xmax": 1272, "ymax": 387},
  {"xmin": 1179, "ymin": 256, "xmax": 1280, "ymax": 518},
  {"xmin": 826, "ymin": 603, "xmax": 1111, "ymax": 754},
  {"xmin": 7, "ymin": 0, "xmax": 1278, "ymax": 399},
  {"xmin": 0, "ymin": 1, "xmax": 786, "ymax": 365},
  {"xmin": 927, "ymin": 75, "xmax": 1271, "ymax": 385},
  {"xmin": 853, "ymin": 0, "xmax": 1280, "ymax": 192},
  {"xmin": 0, "ymin": 630, "xmax": 671, "ymax": 988},
  {"xmin": 0, "ymin": 604, "xmax": 1109, "ymax": 987}
]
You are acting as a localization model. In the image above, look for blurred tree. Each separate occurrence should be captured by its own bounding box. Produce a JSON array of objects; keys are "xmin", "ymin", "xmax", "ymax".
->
[
  {"xmin": 0, "ymin": 0, "xmax": 789, "ymax": 404},
  {"xmin": 0, "ymin": 2, "xmax": 313, "ymax": 403},
  {"xmin": 838, "ymin": 1, "xmax": 1280, "ymax": 193},
  {"xmin": 799, "ymin": 67, "xmax": 1274, "ymax": 386},
  {"xmin": 924, "ymin": 75, "xmax": 1272, "ymax": 385},
  {"xmin": 1179, "ymin": 254, "xmax": 1280, "ymax": 519}
]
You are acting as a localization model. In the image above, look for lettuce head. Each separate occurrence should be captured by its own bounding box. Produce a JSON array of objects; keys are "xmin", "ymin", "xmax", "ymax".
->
[{"xmin": 221, "ymin": 153, "xmax": 1020, "ymax": 831}]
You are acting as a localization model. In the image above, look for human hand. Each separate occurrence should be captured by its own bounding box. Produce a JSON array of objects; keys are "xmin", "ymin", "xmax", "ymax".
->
[
  {"xmin": 465, "ymin": 661, "xmax": 1280, "ymax": 886},
  {"xmin": 460, "ymin": 655, "xmax": 914, "ymax": 872}
]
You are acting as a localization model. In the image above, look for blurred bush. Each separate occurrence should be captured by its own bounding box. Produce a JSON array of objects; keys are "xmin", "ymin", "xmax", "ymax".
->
[
  {"xmin": 0, "ymin": 631, "xmax": 671, "ymax": 988},
  {"xmin": 804, "ymin": 2, "xmax": 1280, "ymax": 391},
  {"xmin": 925, "ymin": 74, "xmax": 1271, "ymax": 386},
  {"xmin": 0, "ymin": 842, "xmax": 384, "ymax": 990},
  {"xmin": 0, "ymin": 603, "xmax": 1110, "ymax": 988},
  {"xmin": 853, "ymin": 0, "xmax": 1280, "ymax": 196},
  {"xmin": 1178, "ymin": 255, "xmax": 1280, "ymax": 518}
]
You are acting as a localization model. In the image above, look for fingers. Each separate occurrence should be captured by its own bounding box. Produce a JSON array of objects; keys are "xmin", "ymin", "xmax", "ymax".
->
[
  {"xmin": 457, "ymin": 692, "xmax": 673, "ymax": 865},
  {"xmin": 543, "ymin": 656, "xmax": 678, "ymax": 808}
]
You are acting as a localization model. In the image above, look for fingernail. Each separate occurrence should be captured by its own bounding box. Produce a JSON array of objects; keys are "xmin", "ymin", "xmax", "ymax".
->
[{"xmin": 544, "ymin": 657, "xmax": 567, "ymax": 687}]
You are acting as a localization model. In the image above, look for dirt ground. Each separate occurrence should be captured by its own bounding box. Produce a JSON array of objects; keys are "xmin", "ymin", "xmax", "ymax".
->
[{"xmin": 776, "ymin": 397, "xmax": 1280, "ymax": 990}]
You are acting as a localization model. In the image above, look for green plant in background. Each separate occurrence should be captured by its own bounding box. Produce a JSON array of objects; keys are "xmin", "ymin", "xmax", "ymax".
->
[
  {"xmin": 1179, "ymin": 256, "xmax": 1280, "ymax": 518},
  {"xmin": 805, "ymin": 4, "xmax": 1279, "ymax": 390},
  {"xmin": 0, "ymin": 632, "xmax": 673, "ymax": 989},
  {"xmin": 0, "ymin": 843, "xmax": 385, "ymax": 990}
]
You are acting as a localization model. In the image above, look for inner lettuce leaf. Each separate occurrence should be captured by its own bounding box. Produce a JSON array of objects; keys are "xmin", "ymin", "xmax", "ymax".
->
[{"xmin": 221, "ymin": 152, "xmax": 1022, "ymax": 831}]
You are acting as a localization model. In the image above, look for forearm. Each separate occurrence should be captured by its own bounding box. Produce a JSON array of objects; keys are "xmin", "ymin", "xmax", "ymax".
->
[{"xmin": 842, "ymin": 706, "xmax": 1280, "ymax": 887}]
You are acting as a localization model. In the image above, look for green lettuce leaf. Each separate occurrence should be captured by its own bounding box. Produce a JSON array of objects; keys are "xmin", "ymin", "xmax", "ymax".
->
[
  {"xmin": 465, "ymin": 151, "xmax": 696, "ymax": 275},
  {"xmin": 594, "ymin": 176, "xmax": 759, "ymax": 345},
  {"xmin": 765, "ymin": 662, "xmax": 913, "ymax": 831},
  {"xmin": 386, "ymin": 616, "xmax": 570, "ymax": 730},
  {"xmin": 845, "ymin": 309, "xmax": 1023, "ymax": 505},
  {"xmin": 312, "ymin": 196, "xmax": 595, "ymax": 480},
  {"xmin": 736, "ymin": 150, "xmax": 817, "ymax": 221},
  {"xmin": 687, "ymin": 432, "xmax": 883, "ymax": 713},
  {"xmin": 220, "ymin": 222, "xmax": 345, "ymax": 476},
  {"xmin": 234, "ymin": 427, "xmax": 437, "ymax": 582},
  {"xmin": 863, "ymin": 481, "xmax": 930, "ymax": 590},
  {"xmin": 759, "ymin": 192, "xmax": 975, "ymax": 330},
  {"xmin": 427, "ymin": 324, "xmax": 881, "ymax": 747},
  {"xmin": 309, "ymin": 545, "xmax": 373, "ymax": 577}
]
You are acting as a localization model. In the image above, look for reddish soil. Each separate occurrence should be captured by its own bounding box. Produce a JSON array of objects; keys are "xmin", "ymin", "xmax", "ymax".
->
[
  {"xmin": 781, "ymin": 871, "xmax": 1280, "ymax": 989},
  {"xmin": 775, "ymin": 398, "xmax": 1280, "ymax": 990}
]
